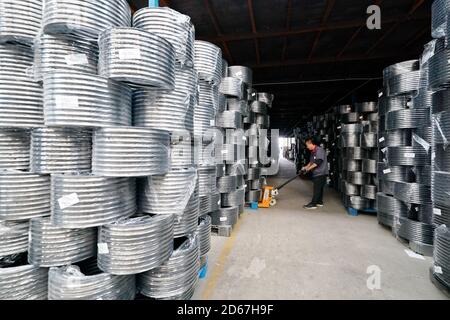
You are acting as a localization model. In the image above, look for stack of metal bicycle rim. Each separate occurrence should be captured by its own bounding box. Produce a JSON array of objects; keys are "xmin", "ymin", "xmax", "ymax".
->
[
  {"xmin": 133, "ymin": 7, "xmax": 195, "ymax": 68},
  {"xmin": 98, "ymin": 215, "xmax": 174, "ymax": 275},
  {"xmin": 30, "ymin": 127, "xmax": 92, "ymax": 174},
  {"xmin": 33, "ymin": 33, "xmax": 98, "ymax": 82},
  {"xmin": 173, "ymin": 183, "xmax": 200, "ymax": 238},
  {"xmin": 43, "ymin": 71, "xmax": 132, "ymax": 127},
  {"xmin": 51, "ymin": 175, "xmax": 136, "ymax": 228},
  {"xmin": 432, "ymin": 0, "xmax": 449, "ymax": 39},
  {"xmin": 138, "ymin": 236, "xmax": 199, "ymax": 300},
  {"xmin": 98, "ymin": 27, "xmax": 175, "ymax": 89},
  {"xmin": 48, "ymin": 265, "xmax": 136, "ymax": 300},
  {"xmin": 219, "ymin": 77, "xmax": 244, "ymax": 99},
  {"xmin": 28, "ymin": 217, "xmax": 96, "ymax": 267},
  {"xmin": 0, "ymin": 0, "xmax": 42, "ymax": 45},
  {"xmin": 133, "ymin": 67, "xmax": 197, "ymax": 133},
  {"xmin": 194, "ymin": 41, "xmax": 222, "ymax": 85},
  {"xmin": 92, "ymin": 127, "xmax": 170, "ymax": 177},
  {"xmin": 378, "ymin": 55, "xmax": 434, "ymax": 254},
  {"xmin": 0, "ymin": 264, "xmax": 48, "ymax": 300},
  {"xmin": 42, "ymin": 0, "xmax": 132, "ymax": 40},
  {"xmin": 0, "ymin": 221, "xmax": 29, "ymax": 257},
  {"xmin": 210, "ymin": 207, "xmax": 239, "ymax": 226},
  {"xmin": 432, "ymin": 225, "xmax": 450, "ymax": 288},
  {"xmin": 0, "ymin": 172, "xmax": 50, "ymax": 221},
  {"xmin": 0, "ymin": 129, "xmax": 30, "ymax": 170},
  {"xmin": 170, "ymin": 132, "xmax": 194, "ymax": 169},
  {"xmin": 0, "ymin": 44, "xmax": 44, "ymax": 128},
  {"xmin": 196, "ymin": 215, "xmax": 211, "ymax": 257}
]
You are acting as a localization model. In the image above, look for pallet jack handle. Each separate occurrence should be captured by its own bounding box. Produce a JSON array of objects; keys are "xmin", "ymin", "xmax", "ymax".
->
[{"xmin": 272, "ymin": 172, "xmax": 304, "ymax": 196}]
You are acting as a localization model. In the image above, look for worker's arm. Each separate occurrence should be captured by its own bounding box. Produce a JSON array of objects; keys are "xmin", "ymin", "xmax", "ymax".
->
[{"xmin": 303, "ymin": 156, "xmax": 324, "ymax": 172}]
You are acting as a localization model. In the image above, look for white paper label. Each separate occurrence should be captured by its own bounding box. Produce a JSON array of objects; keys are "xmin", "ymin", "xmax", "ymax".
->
[
  {"xmin": 433, "ymin": 208, "xmax": 442, "ymax": 216},
  {"xmin": 404, "ymin": 249, "xmax": 425, "ymax": 260},
  {"xmin": 432, "ymin": 152, "xmax": 436, "ymax": 160},
  {"xmin": 404, "ymin": 153, "xmax": 415, "ymax": 158},
  {"xmin": 65, "ymin": 53, "xmax": 88, "ymax": 65},
  {"xmin": 378, "ymin": 91, "xmax": 383, "ymax": 98},
  {"xmin": 434, "ymin": 266, "xmax": 443, "ymax": 274},
  {"xmin": 337, "ymin": 126, "xmax": 342, "ymax": 130},
  {"xmin": 210, "ymin": 120, "xmax": 215, "ymax": 126},
  {"xmin": 97, "ymin": 243, "xmax": 109, "ymax": 254},
  {"xmin": 381, "ymin": 147, "xmax": 387, "ymax": 153},
  {"xmin": 220, "ymin": 217, "xmax": 227, "ymax": 222},
  {"xmin": 379, "ymin": 137, "xmax": 385, "ymax": 143},
  {"xmin": 221, "ymin": 150, "xmax": 228, "ymax": 154},
  {"xmin": 118, "ymin": 48, "xmax": 141, "ymax": 60},
  {"xmin": 383, "ymin": 169, "xmax": 392, "ymax": 174},
  {"xmin": 58, "ymin": 193, "xmax": 79, "ymax": 210},
  {"xmin": 55, "ymin": 95, "xmax": 79, "ymax": 109}
]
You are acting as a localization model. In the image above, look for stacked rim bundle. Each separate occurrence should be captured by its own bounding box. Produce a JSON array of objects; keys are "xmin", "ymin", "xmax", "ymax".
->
[
  {"xmin": 0, "ymin": 221, "xmax": 29, "ymax": 257},
  {"xmin": 337, "ymin": 101, "xmax": 378, "ymax": 211},
  {"xmin": 212, "ymin": 65, "xmax": 249, "ymax": 230},
  {"xmin": 0, "ymin": 129, "xmax": 30, "ymax": 170},
  {"xmin": 429, "ymin": 8, "xmax": 450, "ymax": 291},
  {"xmin": 377, "ymin": 44, "xmax": 434, "ymax": 256}
]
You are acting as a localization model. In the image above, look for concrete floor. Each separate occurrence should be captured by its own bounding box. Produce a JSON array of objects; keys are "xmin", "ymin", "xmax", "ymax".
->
[{"xmin": 193, "ymin": 157, "xmax": 448, "ymax": 300}]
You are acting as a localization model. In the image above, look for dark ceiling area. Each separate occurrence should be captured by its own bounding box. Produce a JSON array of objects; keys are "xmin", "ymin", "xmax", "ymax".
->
[{"xmin": 128, "ymin": 0, "xmax": 431, "ymax": 135}]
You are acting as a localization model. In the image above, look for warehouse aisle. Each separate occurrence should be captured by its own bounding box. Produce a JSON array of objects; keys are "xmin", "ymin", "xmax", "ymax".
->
[{"xmin": 194, "ymin": 157, "xmax": 447, "ymax": 300}]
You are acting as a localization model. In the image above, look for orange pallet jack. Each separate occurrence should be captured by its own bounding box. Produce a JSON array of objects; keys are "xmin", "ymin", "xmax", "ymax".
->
[{"xmin": 258, "ymin": 172, "xmax": 303, "ymax": 208}]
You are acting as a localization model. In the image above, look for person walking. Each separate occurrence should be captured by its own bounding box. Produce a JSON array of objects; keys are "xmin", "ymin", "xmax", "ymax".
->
[{"xmin": 301, "ymin": 137, "xmax": 329, "ymax": 210}]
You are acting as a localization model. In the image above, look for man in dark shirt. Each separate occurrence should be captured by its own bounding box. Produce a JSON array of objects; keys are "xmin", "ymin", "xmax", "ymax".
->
[{"xmin": 301, "ymin": 137, "xmax": 329, "ymax": 210}]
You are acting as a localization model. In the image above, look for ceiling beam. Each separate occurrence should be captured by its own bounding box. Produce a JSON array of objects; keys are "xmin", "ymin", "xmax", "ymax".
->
[
  {"xmin": 308, "ymin": 0, "xmax": 335, "ymax": 62},
  {"xmin": 247, "ymin": 0, "xmax": 260, "ymax": 64},
  {"xmin": 199, "ymin": 13, "xmax": 429, "ymax": 43},
  {"xmin": 203, "ymin": 0, "xmax": 234, "ymax": 64},
  {"xmin": 365, "ymin": 0, "xmax": 426, "ymax": 55},
  {"xmin": 281, "ymin": 0, "xmax": 293, "ymax": 61}
]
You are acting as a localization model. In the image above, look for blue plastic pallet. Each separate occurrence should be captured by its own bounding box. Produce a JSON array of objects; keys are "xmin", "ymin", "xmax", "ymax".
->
[
  {"xmin": 347, "ymin": 207, "xmax": 377, "ymax": 216},
  {"xmin": 199, "ymin": 261, "xmax": 208, "ymax": 279},
  {"xmin": 249, "ymin": 202, "xmax": 259, "ymax": 210}
]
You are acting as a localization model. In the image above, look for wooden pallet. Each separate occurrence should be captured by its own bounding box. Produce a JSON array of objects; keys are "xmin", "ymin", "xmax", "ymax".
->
[{"xmin": 211, "ymin": 224, "xmax": 233, "ymax": 237}]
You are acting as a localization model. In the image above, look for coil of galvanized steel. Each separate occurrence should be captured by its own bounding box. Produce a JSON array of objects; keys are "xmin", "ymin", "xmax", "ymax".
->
[
  {"xmin": 413, "ymin": 127, "xmax": 432, "ymax": 146},
  {"xmin": 210, "ymin": 207, "xmax": 239, "ymax": 226},
  {"xmin": 173, "ymin": 183, "xmax": 199, "ymax": 238},
  {"xmin": 378, "ymin": 95, "xmax": 410, "ymax": 115},
  {"xmin": 219, "ymin": 77, "xmax": 244, "ymax": 99},
  {"xmin": 198, "ymin": 166, "xmax": 217, "ymax": 196},
  {"xmin": 196, "ymin": 215, "xmax": 211, "ymax": 257},
  {"xmin": 393, "ymin": 181, "xmax": 431, "ymax": 205},
  {"xmin": 226, "ymin": 98, "xmax": 249, "ymax": 116},
  {"xmin": 432, "ymin": 203, "xmax": 450, "ymax": 229},
  {"xmin": 433, "ymin": 111, "xmax": 450, "ymax": 144},
  {"xmin": 221, "ymin": 187, "xmax": 245, "ymax": 207},
  {"xmin": 343, "ymin": 181, "xmax": 360, "ymax": 196},
  {"xmin": 43, "ymin": 0, "xmax": 131, "ymax": 40},
  {"xmin": 250, "ymin": 101, "xmax": 268, "ymax": 115},
  {"xmin": 361, "ymin": 185, "xmax": 377, "ymax": 200},
  {"xmin": 0, "ymin": 0, "xmax": 42, "ymax": 45},
  {"xmin": 216, "ymin": 164, "xmax": 225, "ymax": 177},
  {"xmin": 337, "ymin": 105, "xmax": 352, "ymax": 114},
  {"xmin": 377, "ymin": 162, "xmax": 415, "ymax": 182},
  {"xmin": 226, "ymin": 162, "xmax": 248, "ymax": 176},
  {"xmin": 381, "ymin": 130, "xmax": 412, "ymax": 147},
  {"xmin": 383, "ymin": 60, "xmax": 419, "ymax": 85},
  {"xmin": 28, "ymin": 217, "xmax": 96, "ymax": 267},
  {"xmin": 347, "ymin": 172, "xmax": 372, "ymax": 185},
  {"xmin": 379, "ymin": 180, "xmax": 395, "ymax": 196},
  {"xmin": 51, "ymin": 175, "xmax": 136, "ymax": 228},
  {"xmin": 48, "ymin": 265, "xmax": 136, "ymax": 300},
  {"xmin": 432, "ymin": 225, "xmax": 450, "ymax": 287},
  {"xmin": 386, "ymin": 70, "xmax": 420, "ymax": 97},
  {"xmin": 0, "ymin": 263, "xmax": 48, "ymax": 300},
  {"xmin": 222, "ymin": 59, "xmax": 229, "ymax": 77},
  {"xmin": 43, "ymin": 71, "xmax": 132, "ymax": 127},
  {"xmin": 255, "ymin": 114, "xmax": 270, "ymax": 127},
  {"xmin": 0, "ymin": 129, "xmax": 30, "ymax": 170},
  {"xmin": 92, "ymin": 127, "xmax": 170, "ymax": 177},
  {"xmin": 170, "ymin": 133, "xmax": 194, "ymax": 169},
  {"xmin": 30, "ymin": 127, "xmax": 92, "ymax": 174},
  {"xmin": 138, "ymin": 236, "xmax": 199, "ymax": 300},
  {"xmin": 257, "ymin": 92, "xmax": 274, "ymax": 108},
  {"xmin": 34, "ymin": 33, "xmax": 98, "ymax": 82},
  {"xmin": 345, "ymin": 147, "xmax": 365, "ymax": 160},
  {"xmin": 395, "ymin": 217, "xmax": 434, "ymax": 245},
  {"xmin": 377, "ymin": 192, "xmax": 409, "ymax": 220},
  {"xmin": 0, "ymin": 221, "xmax": 29, "ymax": 257},
  {"xmin": 428, "ymin": 49, "xmax": 450, "ymax": 90},
  {"xmin": 433, "ymin": 171, "xmax": 450, "ymax": 208},
  {"xmin": 340, "ymin": 133, "xmax": 360, "ymax": 148},
  {"xmin": 413, "ymin": 204, "xmax": 434, "ymax": 225},
  {"xmin": 0, "ymin": 44, "xmax": 44, "ymax": 128},
  {"xmin": 341, "ymin": 112, "xmax": 360, "ymax": 124},
  {"xmin": 220, "ymin": 144, "xmax": 245, "ymax": 163},
  {"xmin": 361, "ymin": 132, "xmax": 377, "ymax": 148},
  {"xmin": 386, "ymin": 146, "xmax": 430, "ymax": 166},
  {"xmin": 414, "ymin": 166, "xmax": 431, "ymax": 186},
  {"xmin": 216, "ymin": 111, "xmax": 243, "ymax": 129},
  {"xmin": 355, "ymin": 102, "xmax": 377, "ymax": 113},
  {"xmin": 250, "ymin": 178, "xmax": 264, "ymax": 190},
  {"xmin": 247, "ymin": 167, "xmax": 262, "ymax": 180},
  {"xmin": 194, "ymin": 104, "xmax": 216, "ymax": 139},
  {"xmin": 245, "ymin": 189, "xmax": 261, "ymax": 202},
  {"xmin": 98, "ymin": 27, "xmax": 175, "ymax": 89},
  {"xmin": 243, "ymin": 112, "xmax": 256, "ymax": 124},
  {"xmin": 432, "ymin": 0, "xmax": 449, "ymax": 38},
  {"xmin": 386, "ymin": 109, "xmax": 430, "ymax": 130},
  {"xmin": 98, "ymin": 215, "xmax": 174, "ymax": 275},
  {"xmin": 0, "ymin": 171, "xmax": 50, "ymax": 221},
  {"xmin": 138, "ymin": 168, "xmax": 197, "ymax": 215},
  {"xmin": 344, "ymin": 195, "xmax": 370, "ymax": 210},
  {"xmin": 198, "ymin": 80, "xmax": 219, "ymax": 109},
  {"xmin": 344, "ymin": 159, "xmax": 361, "ymax": 172},
  {"xmin": 228, "ymin": 66, "xmax": 252, "ymax": 86},
  {"xmin": 133, "ymin": 7, "xmax": 194, "ymax": 68},
  {"xmin": 362, "ymin": 159, "xmax": 377, "ymax": 174},
  {"xmin": 432, "ymin": 88, "xmax": 450, "ymax": 114},
  {"xmin": 217, "ymin": 175, "xmax": 238, "ymax": 193},
  {"xmin": 195, "ymin": 41, "xmax": 222, "ymax": 85},
  {"xmin": 133, "ymin": 87, "xmax": 196, "ymax": 133}
]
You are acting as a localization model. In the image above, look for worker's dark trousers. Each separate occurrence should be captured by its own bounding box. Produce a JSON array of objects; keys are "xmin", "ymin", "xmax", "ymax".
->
[{"xmin": 311, "ymin": 175, "xmax": 327, "ymax": 205}]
